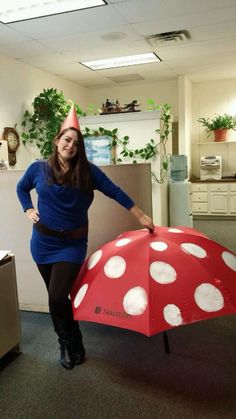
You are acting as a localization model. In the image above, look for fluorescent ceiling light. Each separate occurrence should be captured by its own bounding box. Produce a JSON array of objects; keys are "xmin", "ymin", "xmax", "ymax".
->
[
  {"xmin": 81, "ymin": 52, "xmax": 161, "ymax": 70},
  {"xmin": 0, "ymin": 0, "xmax": 107, "ymax": 24}
]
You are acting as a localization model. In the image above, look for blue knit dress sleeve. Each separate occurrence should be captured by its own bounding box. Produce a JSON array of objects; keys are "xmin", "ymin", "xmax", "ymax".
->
[
  {"xmin": 90, "ymin": 163, "xmax": 135, "ymax": 210},
  {"xmin": 16, "ymin": 161, "xmax": 40, "ymax": 212}
]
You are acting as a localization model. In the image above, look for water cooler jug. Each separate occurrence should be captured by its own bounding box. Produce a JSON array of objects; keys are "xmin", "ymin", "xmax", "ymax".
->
[{"xmin": 170, "ymin": 154, "xmax": 188, "ymax": 182}]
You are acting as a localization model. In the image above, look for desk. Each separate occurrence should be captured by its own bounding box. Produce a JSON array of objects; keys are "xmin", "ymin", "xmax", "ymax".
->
[{"xmin": 0, "ymin": 254, "xmax": 22, "ymax": 358}]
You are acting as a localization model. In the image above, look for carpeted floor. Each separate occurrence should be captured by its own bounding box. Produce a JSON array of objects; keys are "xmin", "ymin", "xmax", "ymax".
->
[{"xmin": 0, "ymin": 311, "xmax": 235, "ymax": 419}]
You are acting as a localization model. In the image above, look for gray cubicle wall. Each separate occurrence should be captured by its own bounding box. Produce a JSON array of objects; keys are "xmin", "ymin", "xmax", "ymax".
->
[{"xmin": 0, "ymin": 163, "xmax": 152, "ymax": 312}]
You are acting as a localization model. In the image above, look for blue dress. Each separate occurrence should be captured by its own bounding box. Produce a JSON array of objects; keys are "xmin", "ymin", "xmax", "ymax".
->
[{"xmin": 16, "ymin": 160, "xmax": 134, "ymax": 264}]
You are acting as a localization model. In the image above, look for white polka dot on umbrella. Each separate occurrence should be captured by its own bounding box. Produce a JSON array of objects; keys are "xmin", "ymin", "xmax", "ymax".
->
[
  {"xmin": 221, "ymin": 251, "xmax": 236, "ymax": 271},
  {"xmin": 181, "ymin": 243, "xmax": 207, "ymax": 258},
  {"xmin": 104, "ymin": 256, "xmax": 126, "ymax": 278},
  {"xmin": 123, "ymin": 286, "xmax": 148, "ymax": 315},
  {"xmin": 163, "ymin": 304, "xmax": 183, "ymax": 326},
  {"xmin": 168, "ymin": 228, "xmax": 184, "ymax": 233},
  {"xmin": 74, "ymin": 284, "xmax": 88, "ymax": 309},
  {"xmin": 150, "ymin": 261, "xmax": 177, "ymax": 284},
  {"xmin": 194, "ymin": 283, "xmax": 224, "ymax": 312},
  {"xmin": 115, "ymin": 238, "xmax": 132, "ymax": 247},
  {"xmin": 150, "ymin": 241, "xmax": 168, "ymax": 251},
  {"xmin": 88, "ymin": 250, "xmax": 103, "ymax": 269}
]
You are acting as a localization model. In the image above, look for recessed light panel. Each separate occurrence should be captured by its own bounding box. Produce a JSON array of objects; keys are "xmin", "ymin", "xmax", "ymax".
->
[
  {"xmin": 81, "ymin": 52, "xmax": 161, "ymax": 70},
  {"xmin": 0, "ymin": 0, "xmax": 107, "ymax": 23}
]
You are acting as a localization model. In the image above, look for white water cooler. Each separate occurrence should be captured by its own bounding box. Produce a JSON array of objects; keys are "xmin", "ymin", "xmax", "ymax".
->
[{"xmin": 169, "ymin": 181, "xmax": 193, "ymax": 227}]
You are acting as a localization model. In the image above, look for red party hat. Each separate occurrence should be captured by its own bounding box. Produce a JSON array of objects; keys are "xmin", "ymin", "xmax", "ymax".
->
[{"xmin": 60, "ymin": 105, "xmax": 80, "ymax": 131}]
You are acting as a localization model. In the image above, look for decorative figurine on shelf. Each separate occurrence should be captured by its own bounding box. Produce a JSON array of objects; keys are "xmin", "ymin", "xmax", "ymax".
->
[
  {"xmin": 123, "ymin": 100, "xmax": 140, "ymax": 112},
  {"xmin": 105, "ymin": 98, "xmax": 113, "ymax": 111},
  {"xmin": 101, "ymin": 99, "xmax": 122, "ymax": 114},
  {"xmin": 100, "ymin": 99, "xmax": 140, "ymax": 115},
  {"xmin": 114, "ymin": 99, "xmax": 122, "ymax": 113},
  {"xmin": 2, "ymin": 126, "xmax": 20, "ymax": 166}
]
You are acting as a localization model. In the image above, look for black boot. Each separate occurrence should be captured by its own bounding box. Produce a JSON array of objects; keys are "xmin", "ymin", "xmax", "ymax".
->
[
  {"xmin": 70, "ymin": 340, "xmax": 85, "ymax": 365},
  {"xmin": 68, "ymin": 323, "xmax": 86, "ymax": 365},
  {"xmin": 59, "ymin": 338, "xmax": 75, "ymax": 370}
]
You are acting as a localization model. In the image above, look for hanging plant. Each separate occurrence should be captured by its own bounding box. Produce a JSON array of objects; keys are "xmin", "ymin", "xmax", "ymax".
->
[{"xmin": 21, "ymin": 88, "xmax": 85, "ymax": 158}]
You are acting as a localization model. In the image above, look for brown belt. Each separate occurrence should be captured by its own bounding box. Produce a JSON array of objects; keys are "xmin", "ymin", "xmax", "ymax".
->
[{"xmin": 34, "ymin": 222, "xmax": 88, "ymax": 239}]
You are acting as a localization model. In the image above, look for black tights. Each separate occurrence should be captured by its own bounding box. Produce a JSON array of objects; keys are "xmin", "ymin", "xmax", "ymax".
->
[{"xmin": 37, "ymin": 262, "xmax": 82, "ymax": 342}]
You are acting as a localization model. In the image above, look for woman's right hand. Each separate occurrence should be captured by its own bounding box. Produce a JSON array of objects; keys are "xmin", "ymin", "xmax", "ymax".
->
[
  {"xmin": 26, "ymin": 208, "xmax": 40, "ymax": 224},
  {"xmin": 129, "ymin": 205, "xmax": 155, "ymax": 232}
]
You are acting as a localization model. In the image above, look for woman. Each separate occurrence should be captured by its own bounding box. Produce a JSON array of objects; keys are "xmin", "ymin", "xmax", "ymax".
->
[{"xmin": 17, "ymin": 126, "xmax": 154, "ymax": 370}]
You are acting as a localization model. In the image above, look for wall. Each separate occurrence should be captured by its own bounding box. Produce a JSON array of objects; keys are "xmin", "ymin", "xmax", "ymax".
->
[
  {"xmin": 178, "ymin": 76, "xmax": 192, "ymax": 175},
  {"xmin": 0, "ymin": 54, "xmax": 88, "ymax": 170},
  {"xmin": 191, "ymin": 78, "xmax": 236, "ymax": 178},
  {"xmin": 0, "ymin": 164, "xmax": 152, "ymax": 312}
]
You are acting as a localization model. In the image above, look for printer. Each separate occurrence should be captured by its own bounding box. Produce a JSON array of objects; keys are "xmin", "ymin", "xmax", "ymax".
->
[{"xmin": 200, "ymin": 155, "xmax": 222, "ymax": 180}]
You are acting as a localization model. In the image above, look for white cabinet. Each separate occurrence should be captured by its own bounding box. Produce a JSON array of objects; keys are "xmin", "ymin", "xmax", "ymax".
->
[
  {"xmin": 192, "ymin": 202, "xmax": 208, "ymax": 214},
  {"xmin": 191, "ymin": 184, "xmax": 208, "ymax": 193},
  {"xmin": 229, "ymin": 184, "xmax": 236, "ymax": 214},
  {"xmin": 209, "ymin": 192, "xmax": 228, "ymax": 214},
  {"xmin": 192, "ymin": 183, "xmax": 208, "ymax": 214},
  {"xmin": 208, "ymin": 184, "xmax": 228, "ymax": 214},
  {"xmin": 192, "ymin": 182, "xmax": 236, "ymax": 216}
]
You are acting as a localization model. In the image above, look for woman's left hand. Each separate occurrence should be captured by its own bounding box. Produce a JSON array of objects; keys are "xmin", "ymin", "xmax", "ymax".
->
[{"xmin": 26, "ymin": 208, "xmax": 40, "ymax": 224}]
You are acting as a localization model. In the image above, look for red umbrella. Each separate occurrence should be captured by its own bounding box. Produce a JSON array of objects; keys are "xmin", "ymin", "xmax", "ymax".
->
[{"xmin": 71, "ymin": 226, "xmax": 236, "ymax": 337}]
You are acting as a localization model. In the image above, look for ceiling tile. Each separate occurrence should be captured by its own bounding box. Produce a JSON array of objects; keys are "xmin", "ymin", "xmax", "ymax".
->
[
  {"xmin": 8, "ymin": 5, "xmax": 126, "ymax": 39},
  {"xmin": 0, "ymin": 40, "xmax": 56, "ymax": 59},
  {"xmin": 0, "ymin": 23, "xmax": 30, "ymax": 46}
]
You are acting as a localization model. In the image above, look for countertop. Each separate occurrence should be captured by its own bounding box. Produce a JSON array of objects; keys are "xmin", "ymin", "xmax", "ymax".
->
[{"xmin": 190, "ymin": 177, "xmax": 236, "ymax": 183}]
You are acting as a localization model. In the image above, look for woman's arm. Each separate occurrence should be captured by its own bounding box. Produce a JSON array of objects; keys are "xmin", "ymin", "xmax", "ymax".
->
[
  {"xmin": 129, "ymin": 205, "xmax": 154, "ymax": 231},
  {"xmin": 16, "ymin": 162, "xmax": 38, "ymax": 214}
]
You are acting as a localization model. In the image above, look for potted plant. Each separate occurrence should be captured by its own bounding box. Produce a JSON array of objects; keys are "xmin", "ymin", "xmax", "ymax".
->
[{"xmin": 197, "ymin": 113, "xmax": 236, "ymax": 142}]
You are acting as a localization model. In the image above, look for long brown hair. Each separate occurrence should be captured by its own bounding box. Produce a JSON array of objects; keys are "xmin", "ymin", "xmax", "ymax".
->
[{"xmin": 48, "ymin": 127, "xmax": 93, "ymax": 192}]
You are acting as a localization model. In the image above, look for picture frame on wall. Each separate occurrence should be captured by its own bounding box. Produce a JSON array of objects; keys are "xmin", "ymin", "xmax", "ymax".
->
[{"xmin": 84, "ymin": 134, "xmax": 115, "ymax": 165}]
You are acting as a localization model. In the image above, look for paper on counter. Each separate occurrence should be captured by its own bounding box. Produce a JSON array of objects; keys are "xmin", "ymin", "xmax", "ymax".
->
[{"xmin": 0, "ymin": 250, "xmax": 11, "ymax": 261}]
